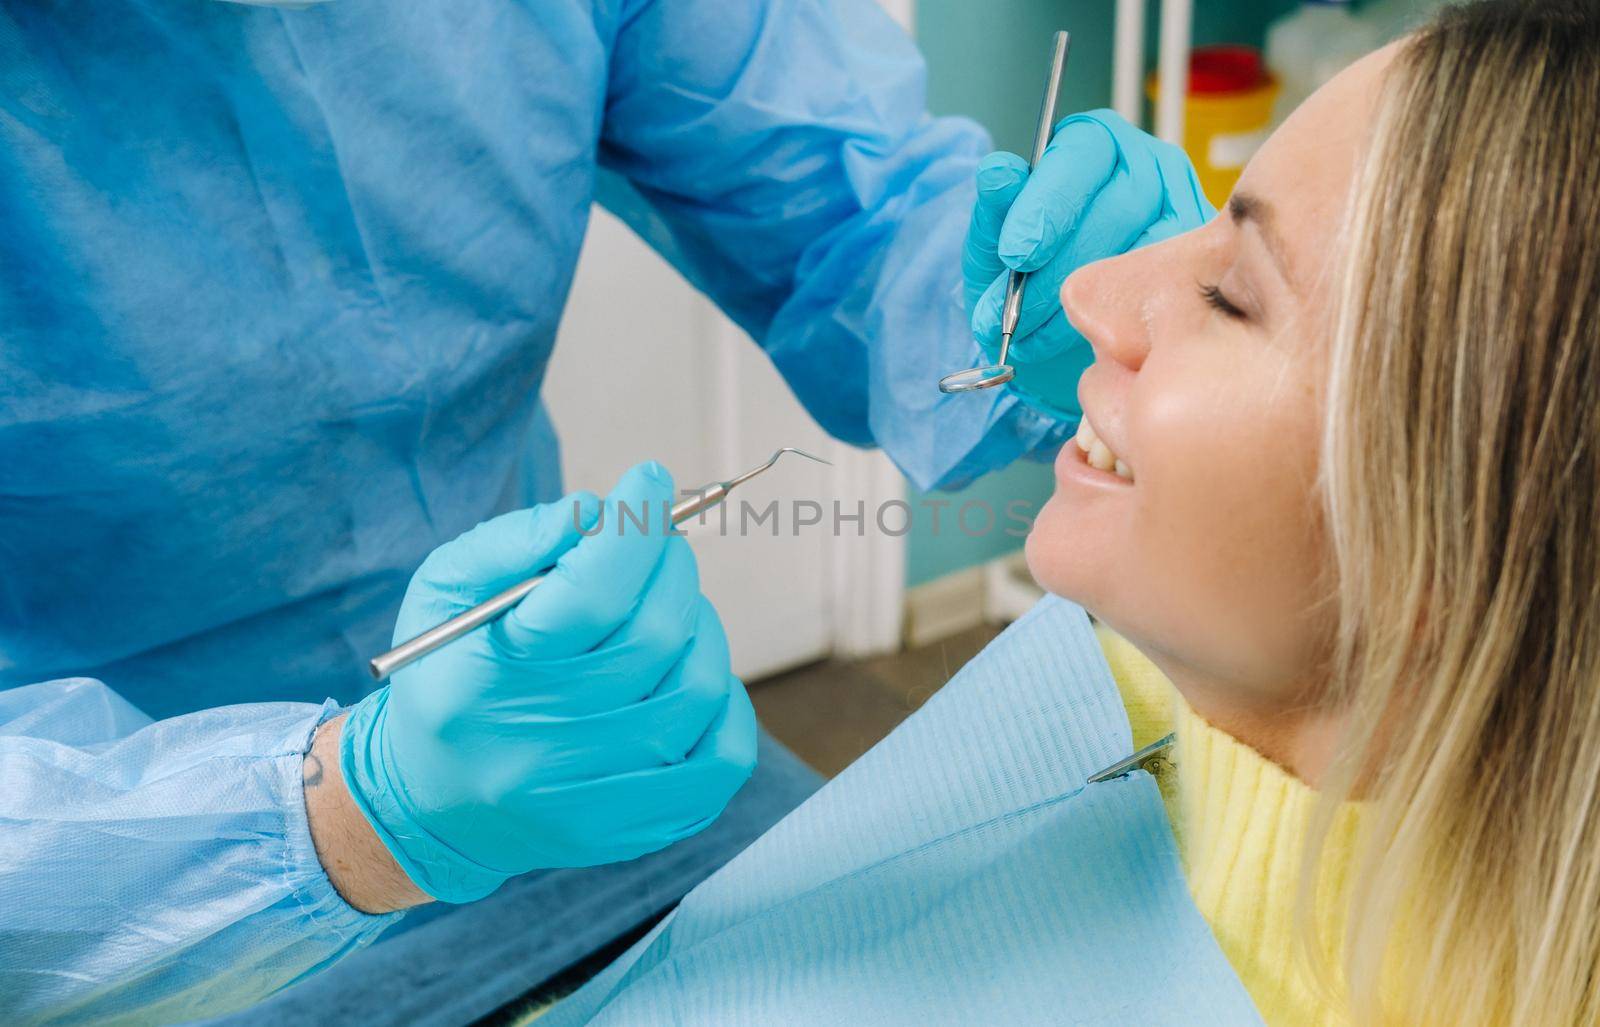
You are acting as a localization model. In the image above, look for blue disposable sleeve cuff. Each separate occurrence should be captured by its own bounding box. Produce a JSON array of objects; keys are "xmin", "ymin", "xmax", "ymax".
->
[
  {"xmin": 0, "ymin": 683, "xmax": 401, "ymax": 1024},
  {"xmin": 285, "ymin": 702, "xmax": 411, "ymax": 935}
]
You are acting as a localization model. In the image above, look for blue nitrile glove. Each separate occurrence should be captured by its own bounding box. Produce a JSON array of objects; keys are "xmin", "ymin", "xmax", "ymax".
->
[
  {"xmin": 340, "ymin": 461, "xmax": 757, "ymax": 904},
  {"xmin": 962, "ymin": 109, "xmax": 1217, "ymax": 421}
]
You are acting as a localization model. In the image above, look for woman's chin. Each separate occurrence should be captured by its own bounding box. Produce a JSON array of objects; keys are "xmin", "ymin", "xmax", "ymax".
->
[{"xmin": 1024, "ymin": 496, "xmax": 1095, "ymax": 603}]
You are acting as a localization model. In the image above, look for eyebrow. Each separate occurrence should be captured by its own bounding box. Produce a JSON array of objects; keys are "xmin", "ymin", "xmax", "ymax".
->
[{"xmin": 1227, "ymin": 192, "xmax": 1294, "ymax": 288}]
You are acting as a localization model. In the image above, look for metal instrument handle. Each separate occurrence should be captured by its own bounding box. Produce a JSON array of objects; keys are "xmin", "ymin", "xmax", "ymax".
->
[{"xmin": 367, "ymin": 487, "xmax": 727, "ymax": 681}]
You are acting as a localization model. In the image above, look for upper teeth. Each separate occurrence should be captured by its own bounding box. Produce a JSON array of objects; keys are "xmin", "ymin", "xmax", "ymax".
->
[{"xmin": 1075, "ymin": 419, "xmax": 1134, "ymax": 481}]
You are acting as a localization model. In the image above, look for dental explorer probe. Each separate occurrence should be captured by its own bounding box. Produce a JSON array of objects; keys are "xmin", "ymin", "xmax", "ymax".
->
[
  {"xmin": 367, "ymin": 448, "xmax": 831, "ymax": 681},
  {"xmin": 939, "ymin": 30, "xmax": 1071, "ymax": 394}
]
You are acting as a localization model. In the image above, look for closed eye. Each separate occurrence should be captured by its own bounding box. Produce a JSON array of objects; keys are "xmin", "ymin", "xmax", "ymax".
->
[{"xmin": 1198, "ymin": 282, "xmax": 1247, "ymax": 320}]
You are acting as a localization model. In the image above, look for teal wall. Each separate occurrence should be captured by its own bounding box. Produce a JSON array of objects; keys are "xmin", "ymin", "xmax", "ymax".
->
[{"xmin": 905, "ymin": 0, "xmax": 1293, "ymax": 587}]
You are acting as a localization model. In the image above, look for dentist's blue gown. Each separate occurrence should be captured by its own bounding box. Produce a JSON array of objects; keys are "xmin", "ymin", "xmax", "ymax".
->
[{"xmin": 0, "ymin": 0, "xmax": 1067, "ymax": 1021}]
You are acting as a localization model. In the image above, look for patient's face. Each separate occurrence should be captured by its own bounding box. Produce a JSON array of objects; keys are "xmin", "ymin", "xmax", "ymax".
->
[{"xmin": 1028, "ymin": 47, "xmax": 1394, "ymax": 719}]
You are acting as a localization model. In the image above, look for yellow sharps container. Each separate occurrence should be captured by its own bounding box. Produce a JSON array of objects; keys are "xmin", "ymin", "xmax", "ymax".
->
[{"xmin": 1147, "ymin": 46, "xmax": 1280, "ymax": 208}]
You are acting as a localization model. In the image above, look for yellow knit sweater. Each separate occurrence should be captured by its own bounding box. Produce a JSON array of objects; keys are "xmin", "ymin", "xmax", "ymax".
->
[{"xmin": 1097, "ymin": 626, "xmax": 1358, "ymax": 1027}]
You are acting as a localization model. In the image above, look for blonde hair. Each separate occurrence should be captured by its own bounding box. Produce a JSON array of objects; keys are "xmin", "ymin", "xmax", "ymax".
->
[{"xmin": 1316, "ymin": 2, "xmax": 1600, "ymax": 1022}]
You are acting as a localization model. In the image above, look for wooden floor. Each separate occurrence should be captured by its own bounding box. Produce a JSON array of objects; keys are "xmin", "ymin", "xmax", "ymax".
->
[{"xmin": 747, "ymin": 624, "xmax": 1003, "ymax": 778}]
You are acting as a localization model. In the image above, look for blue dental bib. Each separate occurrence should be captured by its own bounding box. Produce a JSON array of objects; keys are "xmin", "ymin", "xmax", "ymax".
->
[{"xmin": 541, "ymin": 597, "xmax": 1262, "ymax": 1025}]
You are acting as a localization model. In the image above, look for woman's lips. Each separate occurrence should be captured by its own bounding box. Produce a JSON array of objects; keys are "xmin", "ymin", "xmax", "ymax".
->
[
  {"xmin": 1055, "ymin": 430, "xmax": 1133, "ymax": 489},
  {"xmin": 1074, "ymin": 365, "xmax": 1136, "ymax": 481}
]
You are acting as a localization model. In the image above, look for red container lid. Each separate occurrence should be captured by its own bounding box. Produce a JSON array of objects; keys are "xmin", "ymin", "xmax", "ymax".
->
[{"xmin": 1187, "ymin": 45, "xmax": 1269, "ymax": 95}]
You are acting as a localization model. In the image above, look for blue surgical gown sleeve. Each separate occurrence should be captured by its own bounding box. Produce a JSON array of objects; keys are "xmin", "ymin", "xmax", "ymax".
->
[
  {"xmin": 0, "ymin": 679, "xmax": 401, "ymax": 1024},
  {"xmin": 598, "ymin": 0, "xmax": 1071, "ymax": 491}
]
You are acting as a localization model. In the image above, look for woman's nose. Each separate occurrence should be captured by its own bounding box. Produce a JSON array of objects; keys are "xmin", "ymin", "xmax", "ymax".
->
[{"xmin": 1061, "ymin": 251, "xmax": 1156, "ymax": 374}]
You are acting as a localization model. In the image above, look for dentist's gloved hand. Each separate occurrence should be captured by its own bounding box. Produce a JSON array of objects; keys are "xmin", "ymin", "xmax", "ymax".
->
[
  {"xmin": 962, "ymin": 109, "xmax": 1216, "ymax": 421},
  {"xmin": 340, "ymin": 462, "xmax": 757, "ymax": 904}
]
